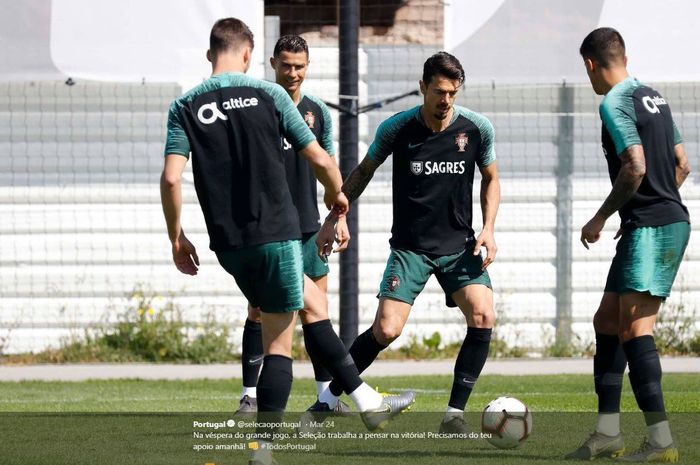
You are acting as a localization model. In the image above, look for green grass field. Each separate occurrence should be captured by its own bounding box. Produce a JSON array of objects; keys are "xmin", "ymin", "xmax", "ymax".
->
[
  {"xmin": 1, "ymin": 374, "xmax": 699, "ymax": 464},
  {"xmin": 1, "ymin": 373, "xmax": 699, "ymax": 412}
]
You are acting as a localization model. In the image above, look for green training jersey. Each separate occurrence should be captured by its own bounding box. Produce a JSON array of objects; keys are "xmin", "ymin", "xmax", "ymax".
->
[
  {"xmin": 281, "ymin": 93, "xmax": 334, "ymax": 234},
  {"xmin": 600, "ymin": 77, "xmax": 688, "ymax": 229},
  {"xmin": 368, "ymin": 105, "xmax": 495, "ymax": 255},
  {"xmin": 164, "ymin": 72, "xmax": 316, "ymax": 251}
]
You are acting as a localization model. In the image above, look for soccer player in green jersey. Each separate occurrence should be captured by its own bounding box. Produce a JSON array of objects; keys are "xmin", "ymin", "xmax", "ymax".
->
[
  {"xmin": 161, "ymin": 18, "xmax": 413, "ymax": 465},
  {"xmin": 314, "ymin": 52, "xmax": 501, "ymax": 434},
  {"xmin": 567, "ymin": 27, "xmax": 690, "ymax": 463},
  {"xmin": 236, "ymin": 34, "xmax": 350, "ymax": 416}
]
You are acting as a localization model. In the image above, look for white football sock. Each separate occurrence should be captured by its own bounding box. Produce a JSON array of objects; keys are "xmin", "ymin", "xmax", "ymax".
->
[
  {"xmin": 444, "ymin": 406, "xmax": 464, "ymax": 421},
  {"xmin": 241, "ymin": 386, "xmax": 257, "ymax": 399},
  {"xmin": 595, "ymin": 413, "xmax": 620, "ymax": 436},
  {"xmin": 348, "ymin": 383, "xmax": 383, "ymax": 411},
  {"xmin": 318, "ymin": 388, "xmax": 339, "ymax": 410},
  {"xmin": 316, "ymin": 381, "xmax": 331, "ymax": 397},
  {"xmin": 648, "ymin": 420, "xmax": 673, "ymax": 448}
]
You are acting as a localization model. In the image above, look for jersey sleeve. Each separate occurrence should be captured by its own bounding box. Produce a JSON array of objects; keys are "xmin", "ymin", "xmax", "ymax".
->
[
  {"xmin": 599, "ymin": 94, "xmax": 641, "ymax": 156},
  {"xmin": 318, "ymin": 100, "xmax": 335, "ymax": 156},
  {"xmin": 474, "ymin": 115, "xmax": 496, "ymax": 167},
  {"xmin": 672, "ymin": 120, "xmax": 683, "ymax": 145},
  {"xmin": 305, "ymin": 94, "xmax": 335, "ymax": 156},
  {"xmin": 261, "ymin": 81, "xmax": 316, "ymax": 152},
  {"xmin": 164, "ymin": 101, "xmax": 190, "ymax": 158},
  {"xmin": 367, "ymin": 109, "xmax": 416, "ymax": 166},
  {"xmin": 454, "ymin": 106, "xmax": 496, "ymax": 167}
]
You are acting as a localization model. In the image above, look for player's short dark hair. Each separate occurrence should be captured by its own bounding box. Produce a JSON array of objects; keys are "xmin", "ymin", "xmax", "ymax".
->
[
  {"xmin": 273, "ymin": 35, "xmax": 309, "ymax": 58},
  {"xmin": 579, "ymin": 27, "xmax": 625, "ymax": 68},
  {"xmin": 210, "ymin": 17, "xmax": 254, "ymax": 56},
  {"xmin": 422, "ymin": 52, "xmax": 465, "ymax": 86}
]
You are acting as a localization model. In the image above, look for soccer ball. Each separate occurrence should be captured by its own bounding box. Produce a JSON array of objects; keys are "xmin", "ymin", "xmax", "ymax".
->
[{"xmin": 481, "ymin": 396, "xmax": 532, "ymax": 449}]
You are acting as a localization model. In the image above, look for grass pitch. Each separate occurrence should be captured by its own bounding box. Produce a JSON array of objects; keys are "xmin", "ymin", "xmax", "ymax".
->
[
  {"xmin": 0, "ymin": 373, "xmax": 698, "ymax": 464},
  {"xmin": 1, "ymin": 373, "xmax": 699, "ymax": 412}
]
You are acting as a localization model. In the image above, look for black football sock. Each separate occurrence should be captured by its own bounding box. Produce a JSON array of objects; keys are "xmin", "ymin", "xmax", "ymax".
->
[
  {"xmin": 448, "ymin": 327, "xmax": 492, "ymax": 410},
  {"xmin": 594, "ymin": 333, "xmax": 627, "ymax": 413},
  {"xmin": 303, "ymin": 320, "xmax": 363, "ymax": 396},
  {"xmin": 255, "ymin": 355, "xmax": 293, "ymax": 438},
  {"xmin": 623, "ymin": 335, "xmax": 667, "ymax": 426},
  {"xmin": 302, "ymin": 323, "xmax": 332, "ymax": 384},
  {"xmin": 328, "ymin": 327, "xmax": 388, "ymax": 397},
  {"xmin": 241, "ymin": 319, "xmax": 263, "ymax": 390}
]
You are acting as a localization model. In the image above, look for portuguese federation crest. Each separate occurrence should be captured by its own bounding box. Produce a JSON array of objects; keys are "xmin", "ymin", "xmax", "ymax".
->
[
  {"xmin": 387, "ymin": 275, "xmax": 401, "ymax": 292},
  {"xmin": 455, "ymin": 133, "xmax": 468, "ymax": 152},
  {"xmin": 410, "ymin": 160, "xmax": 424, "ymax": 175},
  {"xmin": 304, "ymin": 111, "xmax": 315, "ymax": 128}
]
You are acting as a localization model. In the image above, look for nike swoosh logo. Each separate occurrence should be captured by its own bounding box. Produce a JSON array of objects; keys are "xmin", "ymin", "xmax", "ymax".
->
[
  {"xmin": 408, "ymin": 142, "xmax": 423, "ymax": 149},
  {"xmin": 248, "ymin": 356, "xmax": 264, "ymax": 365}
]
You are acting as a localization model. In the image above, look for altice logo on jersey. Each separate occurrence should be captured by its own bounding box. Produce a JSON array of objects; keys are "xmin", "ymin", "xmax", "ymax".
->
[
  {"xmin": 642, "ymin": 95, "xmax": 667, "ymax": 114},
  {"xmin": 411, "ymin": 160, "xmax": 466, "ymax": 175},
  {"xmin": 197, "ymin": 97, "xmax": 259, "ymax": 124}
]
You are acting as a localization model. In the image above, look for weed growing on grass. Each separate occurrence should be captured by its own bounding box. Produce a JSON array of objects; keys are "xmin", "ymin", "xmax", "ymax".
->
[
  {"xmin": 5, "ymin": 286, "xmax": 237, "ymax": 364},
  {"xmin": 655, "ymin": 300, "xmax": 698, "ymax": 355}
]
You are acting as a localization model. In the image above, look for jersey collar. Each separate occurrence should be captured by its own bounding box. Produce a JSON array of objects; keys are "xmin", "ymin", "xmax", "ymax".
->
[{"xmin": 416, "ymin": 105, "xmax": 460, "ymax": 132}]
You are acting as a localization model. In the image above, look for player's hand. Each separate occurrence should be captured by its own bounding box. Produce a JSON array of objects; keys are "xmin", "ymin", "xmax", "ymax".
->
[
  {"xmin": 323, "ymin": 189, "xmax": 348, "ymax": 213},
  {"xmin": 330, "ymin": 191, "xmax": 349, "ymax": 218},
  {"xmin": 333, "ymin": 215, "xmax": 350, "ymax": 253},
  {"xmin": 474, "ymin": 228, "xmax": 497, "ymax": 270},
  {"xmin": 316, "ymin": 219, "xmax": 336, "ymax": 261},
  {"xmin": 316, "ymin": 216, "xmax": 351, "ymax": 261},
  {"xmin": 172, "ymin": 231, "xmax": 199, "ymax": 275},
  {"xmin": 580, "ymin": 215, "xmax": 605, "ymax": 249}
]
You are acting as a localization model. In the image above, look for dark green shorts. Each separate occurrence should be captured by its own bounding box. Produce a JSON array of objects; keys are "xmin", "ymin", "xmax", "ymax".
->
[
  {"xmin": 605, "ymin": 221, "xmax": 690, "ymax": 298},
  {"xmin": 216, "ymin": 240, "xmax": 304, "ymax": 313},
  {"xmin": 377, "ymin": 246, "xmax": 492, "ymax": 308},
  {"xmin": 301, "ymin": 231, "xmax": 330, "ymax": 279}
]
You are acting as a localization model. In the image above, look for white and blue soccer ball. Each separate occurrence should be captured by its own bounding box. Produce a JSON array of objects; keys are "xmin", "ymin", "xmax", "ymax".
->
[{"xmin": 481, "ymin": 396, "xmax": 533, "ymax": 449}]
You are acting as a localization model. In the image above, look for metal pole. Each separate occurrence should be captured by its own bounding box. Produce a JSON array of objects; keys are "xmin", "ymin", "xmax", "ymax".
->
[
  {"xmin": 555, "ymin": 82, "xmax": 575, "ymax": 346},
  {"xmin": 338, "ymin": 0, "xmax": 360, "ymax": 347},
  {"xmin": 263, "ymin": 16, "xmax": 280, "ymax": 82}
]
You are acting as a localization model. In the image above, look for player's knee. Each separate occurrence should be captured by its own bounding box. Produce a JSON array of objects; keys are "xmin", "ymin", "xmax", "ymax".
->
[
  {"xmin": 593, "ymin": 310, "xmax": 617, "ymax": 334},
  {"xmin": 299, "ymin": 303, "xmax": 328, "ymax": 324},
  {"xmin": 247, "ymin": 306, "xmax": 262, "ymax": 323},
  {"xmin": 298, "ymin": 308, "xmax": 312, "ymax": 325},
  {"xmin": 618, "ymin": 327, "xmax": 640, "ymax": 343},
  {"xmin": 470, "ymin": 307, "xmax": 495, "ymax": 328},
  {"xmin": 374, "ymin": 320, "xmax": 403, "ymax": 345},
  {"xmin": 617, "ymin": 317, "xmax": 654, "ymax": 343}
]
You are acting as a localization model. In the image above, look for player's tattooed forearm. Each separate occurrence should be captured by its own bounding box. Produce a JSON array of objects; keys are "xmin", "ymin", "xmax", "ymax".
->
[
  {"xmin": 598, "ymin": 177, "xmax": 638, "ymax": 218},
  {"xmin": 342, "ymin": 174, "xmax": 372, "ymax": 203},
  {"xmin": 676, "ymin": 166, "xmax": 689, "ymax": 188},
  {"xmin": 597, "ymin": 146, "xmax": 645, "ymax": 219},
  {"xmin": 342, "ymin": 158, "xmax": 378, "ymax": 203}
]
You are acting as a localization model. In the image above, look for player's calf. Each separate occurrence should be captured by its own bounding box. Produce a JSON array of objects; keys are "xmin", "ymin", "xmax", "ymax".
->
[
  {"xmin": 238, "ymin": 318, "xmax": 263, "ymax": 410},
  {"xmin": 446, "ymin": 327, "xmax": 491, "ymax": 420},
  {"xmin": 593, "ymin": 332, "xmax": 626, "ymax": 436},
  {"xmin": 623, "ymin": 335, "xmax": 675, "ymax": 452},
  {"xmin": 324, "ymin": 327, "xmax": 389, "ymax": 401}
]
